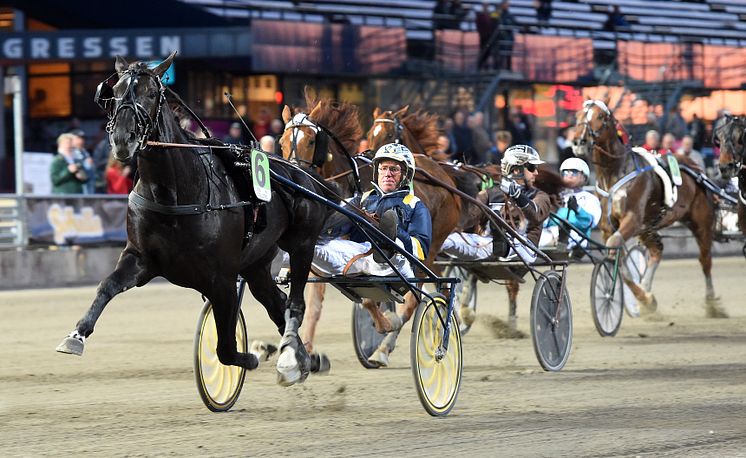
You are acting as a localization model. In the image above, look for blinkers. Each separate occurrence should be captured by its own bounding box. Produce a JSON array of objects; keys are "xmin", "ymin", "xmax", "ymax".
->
[{"xmin": 313, "ymin": 129, "xmax": 330, "ymax": 168}]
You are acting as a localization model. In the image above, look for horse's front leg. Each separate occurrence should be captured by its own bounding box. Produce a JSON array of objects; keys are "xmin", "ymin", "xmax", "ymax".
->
[
  {"xmin": 209, "ymin": 279, "xmax": 259, "ymax": 370},
  {"xmin": 276, "ymin": 242, "xmax": 315, "ymax": 386},
  {"xmin": 56, "ymin": 249, "xmax": 152, "ymax": 355}
]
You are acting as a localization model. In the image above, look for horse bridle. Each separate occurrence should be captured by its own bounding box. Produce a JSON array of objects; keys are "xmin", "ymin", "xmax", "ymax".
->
[
  {"xmin": 576, "ymin": 100, "xmax": 626, "ymax": 160},
  {"xmin": 714, "ymin": 115, "xmax": 746, "ymax": 169},
  {"xmin": 372, "ymin": 115, "xmax": 404, "ymax": 144},
  {"xmin": 284, "ymin": 113, "xmax": 324, "ymax": 168},
  {"xmin": 99, "ymin": 68, "xmax": 166, "ymax": 152}
]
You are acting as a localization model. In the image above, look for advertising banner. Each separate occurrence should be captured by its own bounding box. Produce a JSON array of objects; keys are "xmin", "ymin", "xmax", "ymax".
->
[{"xmin": 25, "ymin": 196, "xmax": 128, "ymax": 245}]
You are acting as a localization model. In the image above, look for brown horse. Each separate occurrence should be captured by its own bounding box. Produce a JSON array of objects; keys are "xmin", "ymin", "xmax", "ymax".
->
[
  {"xmin": 369, "ymin": 106, "xmax": 564, "ymax": 329},
  {"xmin": 714, "ymin": 114, "xmax": 746, "ymax": 235},
  {"xmin": 279, "ymin": 98, "xmax": 462, "ymax": 366},
  {"xmin": 572, "ymin": 100, "xmax": 726, "ymax": 317}
]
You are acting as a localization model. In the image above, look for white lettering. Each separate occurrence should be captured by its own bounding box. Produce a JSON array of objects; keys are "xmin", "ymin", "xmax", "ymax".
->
[
  {"xmin": 160, "ymin": 36, "xmax": 181, "ymax": 55},
  {"xmin": 135, "ymin": 37, "xmax": 152, "ymax": 57},
  {"xmin": 30, "ymin": 38, "xmax": 50, "ymax": 58},
  {"xmin": 109, "ymin": 37, "xmax": 127, "ymax": 57},
  {"xmin": 58, "ymin": 37, "xmax": 74, "ymax": 58},
  {"xmin": 2, "ymin": 38, "xmax": 22, "ymax": 58},
  {"xmin": 83, "ymin": 37, "xmax": 102, "ymax": 58}
]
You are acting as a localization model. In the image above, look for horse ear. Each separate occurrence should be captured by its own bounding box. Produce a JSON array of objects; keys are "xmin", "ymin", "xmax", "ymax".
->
[
  {"xmin": 396, "ymin": 105, "xmax": 410, "ymax": 117},
  {"xmin": 115, "ymin": 55, "xmax": 129, "ymax": 74},
  {"xmin": 282, "ymin": 105, "xmax": 292, "ymax": 123},
  {"xmin": 373, "ymin": 107, "xmax": 381, "ymax": 119},
  {"xmin": 153, "ymin": 51, "xmax": 177, "ymax": 78}
]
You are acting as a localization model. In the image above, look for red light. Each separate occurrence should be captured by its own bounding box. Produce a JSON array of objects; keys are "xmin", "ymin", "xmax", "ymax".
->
[{"xmin": 275, "ymin": 91, "xmax": 283, "ymax": 104}]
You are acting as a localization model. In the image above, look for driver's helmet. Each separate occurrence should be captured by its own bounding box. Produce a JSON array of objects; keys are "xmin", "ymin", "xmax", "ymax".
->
[
  {"xmin": 373, "ymin": 143, "xmax": 415, "ymax": 190},
  {"xmin": 560, "ymin": 157, "xmax": 590, "ymax": 182},
  {"xmin": 501, "ymin": 144, "xmax": 544, "ymax": 177}
]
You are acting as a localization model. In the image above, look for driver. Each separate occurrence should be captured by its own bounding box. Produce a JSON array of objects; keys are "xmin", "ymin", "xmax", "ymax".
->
[
  {"xmin": 540, "ymin": 157, "xmax": 601, "ymax": 252},
  {"xmin": 440, "ymin": 144, "xmax": 551, "ymax": 262},
  {"xmin": 312, "ymin": 143, "xmax": 432, "ymax": 278}
]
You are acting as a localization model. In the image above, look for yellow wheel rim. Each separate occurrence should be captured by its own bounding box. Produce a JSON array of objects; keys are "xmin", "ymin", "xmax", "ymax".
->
[
  {"xmin": 197, "ymin": 305, "xmax": 246, "ymax": 409},
  {"xmin": 414, "ymin": 297, "xmax": 462, "ymax": 415}
]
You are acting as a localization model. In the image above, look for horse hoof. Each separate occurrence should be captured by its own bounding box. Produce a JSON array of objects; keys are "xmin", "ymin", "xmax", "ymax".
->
[
  {"xmin": 382, "ymin": 311, "xmax": 403, "ymax": 333},
  {"xmin": 276, "ymin": 346, "xmax": 301, "ymax": 387},
  {"xmin": 640, "ymin": 293, "xmax": 657, "ymax": 314},
  {"xmin": 56, "ymin": 334, "xmax": 85, "ymax": 356},
  {"xmin": 705, "ymin": 299, "xmax": 729, "ymax": 319},
  {"xmin": 310, "ymin": 352, "xmax": 331, "ymax": 374},
  {"xmin": 459, "ymin": 306, "xmax": 476, "ymax": 327},
  {"xmin": 367, "ymin": 348, "xmax": 389, "ymax": 368},
  {"xmin": 250, "ymin": 340, "xmax": 278, "ymax": 362}
]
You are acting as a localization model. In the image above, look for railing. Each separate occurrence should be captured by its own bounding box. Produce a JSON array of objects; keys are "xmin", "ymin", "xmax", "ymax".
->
[{"xmin": 0, "ymin": 194, "xmax": 129, "ymax": 249}]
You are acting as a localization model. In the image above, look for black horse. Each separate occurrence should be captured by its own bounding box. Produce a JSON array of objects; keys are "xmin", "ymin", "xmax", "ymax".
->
[{"xmin": 56, "ymin": 52, "xmax": 335, "ymax": 386}]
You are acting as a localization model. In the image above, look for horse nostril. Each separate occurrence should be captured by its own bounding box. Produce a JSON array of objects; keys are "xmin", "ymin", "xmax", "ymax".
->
[{"xmin": 128, "ymin": 131, "xmax": 136, "ymax": 142}]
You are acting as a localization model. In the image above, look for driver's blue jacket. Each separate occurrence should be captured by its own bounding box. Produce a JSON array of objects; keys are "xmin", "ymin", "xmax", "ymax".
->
[{"xmin": 321, "ymin": 188, "xmax": 432, "ymax": 260}]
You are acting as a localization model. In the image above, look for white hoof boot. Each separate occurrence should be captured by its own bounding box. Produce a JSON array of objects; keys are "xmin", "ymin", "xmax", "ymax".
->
[
  {"xmin": 56, "ymin": 331, "xmax": 85, "ymax": 356},
  {"xmin": 368, "ymin": 347, "xmax": 390, "ymax": 368},
  {"xmin": 276, "ymin": 346, "xmax": 301, "ymax": 387}
]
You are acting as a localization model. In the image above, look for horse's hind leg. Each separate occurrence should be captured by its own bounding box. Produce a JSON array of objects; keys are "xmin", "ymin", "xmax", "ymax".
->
[
  {"xmin": 686, "ymin": 202, "xmax": 727, "ymax": 318},
  {"xmin": 506, "ymin": 280, "xmax": 519, "ymax": 329},
  {"xmin": 56, "ymin": 249, "xmax": 152, "ymax": 355},
  {"xmin": 638, "ymin": 232, "xmax": 663, "ymax": 293},
  {"xmin": 302, "ymin": 282, "xmax": 325, "ymax": 353}
]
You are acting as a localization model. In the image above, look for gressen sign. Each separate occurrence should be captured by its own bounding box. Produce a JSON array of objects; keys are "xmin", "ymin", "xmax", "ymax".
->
[{"xmin": 0, "ymin": 28, "xmax": 251, "ymax": 63}]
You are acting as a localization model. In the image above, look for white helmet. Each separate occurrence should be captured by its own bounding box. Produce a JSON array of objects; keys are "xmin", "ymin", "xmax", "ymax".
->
[
  {"xmin": 501, "ymin": 144, "xmax": 544, "ymax": 177},
  {"xmin": 560, "ymin": 157, "xmax": 590, "ymax": 181},
  {"xmin": 373, "ymin": 143, "xmax": 415, "ymax": 190}
]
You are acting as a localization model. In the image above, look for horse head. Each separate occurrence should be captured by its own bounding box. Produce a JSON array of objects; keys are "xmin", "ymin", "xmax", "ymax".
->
[
  {"xmin": 571, "ymin": 99, "xmax": 617, "ymax": 160},
  {"xmin": 99, "ymin": 52, "xmax": 176, "ymax": 162},
  {"xmin": 279, "ymin": 103, "xmax": 330, "ymax": 169},
  {"xmin": 367, "ymin": 106, "xmax": 409, "ymax": 151},
  {"xmin": 714, "ymin": 115, "xmax": 746, "ymax": 179}
]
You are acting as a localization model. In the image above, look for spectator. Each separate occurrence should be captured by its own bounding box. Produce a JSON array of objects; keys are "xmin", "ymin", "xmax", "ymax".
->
[
  {"xmin": 664, "ymin": 107, "xmax": 688, "ymax": 139},
  {"xmin": 688, "ymin": 113, "xmax": 706, "ymax": 151},
  {"xmin": 475, "ymin": 2, "xmax": 498, "ymax": 70},
  {"xmin": 452, "ymin": 111, "xmax": 473, "ymax": 162},
  {"xmin": 260, "ymin": 135, "xmax": 276, "ymax": 153},
  {"xmin": 442, "ymin": 117, "xmax": 458, "ymax": 155},
  {"xmin": 557, "ymin": 126, "xmax": 575, "ymax": 164},
  {"xmin": 269, "ymin": 118, "xmax": 284, "ymax": 137},
  {"xmin": 676, "ymin": 134, "xmax": 705, "ymax": 171},
  {"xmin": 69, "ymin": 129, "xmax": 96, "ymax": 194},
  {"xmin": 496, "ymin": 0, "xmax": 517, "ymax": 71},
  {"xmin": 469, "ymin": 112, "xmax": 492, "ymax": 165},
  {"xmin": 50, "ymin": 133, "xmax": 87, "ymax": 194},
  {"xmin": 494, "ymin": 130, "xmax": 512, "ymax": 163},
  {"xmin": 92, "ymin": 130, "xmax": 111, "ymax": 194},
  {"xmin": 660, "ymin": 132, "xmax": 676, "ymax": 155},
  {"xmin": 433, "ymin": 0, "xmax": 450, "ymax": 30},
  {"xmin": 641, "ymin": 130, "xmax": 660, "ymax": 153},
  {"xmin": 603, "ymin": 5, "xmax": 629, "ymax": 32},
  {"xmin": 358, "ymin": 138, "xmax": 370, "ymax": 154},
  {"xmin": 253, "ymin": 108, "xmax": 271, "ymax": 139},
  {"xmin": 105, "ymin": 154, "xmax": 134, "ymax": 194},
  {"xmin": 507, "ymin": 108, "xmax": 532, "ymax": 146},
  {"xmin": 536, "ymin": 0, "xmax": 552, "ymax": 25},
  {"xmin": 432, "ymin": 134, "xmax": 453, "ymax": 161},
  {"xmin": 447, "ymin": 0, "xmax": 469, "ymax": 30},
  {"xmin": 223, "ymin": 122, "xmax": 245, "ymax": 145}
]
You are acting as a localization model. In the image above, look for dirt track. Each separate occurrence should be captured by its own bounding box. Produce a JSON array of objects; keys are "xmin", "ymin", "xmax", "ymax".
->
[{"xmin": 2, "ymin": 257, "xmax": 746, "ymax": 457}]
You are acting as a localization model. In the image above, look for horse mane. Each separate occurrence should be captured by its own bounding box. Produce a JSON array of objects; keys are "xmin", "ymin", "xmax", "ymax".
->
[
  {"xmin": 306, "ymin": 93, "xmax": 362, "ymax": 157},
  {"xmin": 402, "ymin": 109, "xmax": 440, "ymax": 155},
  {"xmin": 535, "ymin": 166, "xmax": 565, "ymax": 210}
]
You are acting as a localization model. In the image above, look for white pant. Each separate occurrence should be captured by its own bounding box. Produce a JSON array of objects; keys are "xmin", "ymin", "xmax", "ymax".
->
[
  {"xmin": 312, "ymin": 239, "xmax": 414, "ymax": 278},
  {"xmin": 539, "ymin": 226, "xmax": 589, "ymax": 250},
  {"xmin": 441, "ymin": 232, "xmax": 537, "ymax": 264}
]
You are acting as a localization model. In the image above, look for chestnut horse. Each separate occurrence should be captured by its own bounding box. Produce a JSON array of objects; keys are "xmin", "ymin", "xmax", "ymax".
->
[
  {"xmin": 280, "ymin": 98, "xmax": 462, "ymax": 366},
  {"xmin": 572, "ymin": 100, "xmax": 726, "ymax": 317},
  {"xmin": 369, "ymin": 107, "xmax": 565, "ymax": 329}
]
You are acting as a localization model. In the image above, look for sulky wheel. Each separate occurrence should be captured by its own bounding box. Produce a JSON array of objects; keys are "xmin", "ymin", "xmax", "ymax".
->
[
  {"xmin": 624, "ymin": 244, "xmax": 648, "ymax": 285},
  {"xmin": 590, "ymin": 259, "xmax": 624, "ymax": 337},
  {"xmin": 443, "ymin": 265, "xmax": 478, "ymax": 335},
  {"xmin": 410, "ymin": 293, "xmax": 463, "ymax": 416},
  {"xmin": 530, "ymin": 270, "xmax": 573, "ymax": 372},
  {"xmin": 351, "ymin": 301, "xmax": 395, "ymax": 369},
  {"xmin": 194, "ymin": 301, "xmax": 247, "ymax": 412}
]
